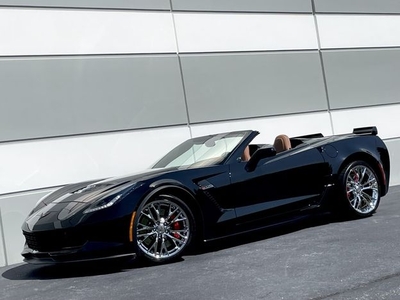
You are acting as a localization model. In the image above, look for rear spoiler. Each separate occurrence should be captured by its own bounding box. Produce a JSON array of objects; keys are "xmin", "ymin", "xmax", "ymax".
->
[
  {"xmin": 293, "ymin": 126, "xmax": 378, "ymax": 139},
  {"xmin": 353, "ymin": 126, "xmax": 378, "ymax": 135}
]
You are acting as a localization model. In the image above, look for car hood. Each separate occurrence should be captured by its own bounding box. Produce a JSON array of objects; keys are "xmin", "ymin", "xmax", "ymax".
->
[
  {"xmin": 96, "ymin": 167, "xmax": 179, "ymax": 186},
  {"xmin": 38, "ymin": 167, "xmax": 178, "ymax": 205},
  {"xmin": 23, "ymin": 167, "xmax": 180, "ymax": 231}
]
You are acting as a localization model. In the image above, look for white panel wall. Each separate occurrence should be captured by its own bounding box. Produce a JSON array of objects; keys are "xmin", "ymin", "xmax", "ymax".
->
[
  {"xmin": 330, "ymin": 104, "xmax": 400, "ymax": 139},
  {"xmin": 317, "ymin": 15, "xmax": 400, "ymax": 49},
  {"xmin": 386, "ymin": 139, "xmax": 400, "ymax": 186},
  {"xmin": 0, "ymin": 127, "xmax": 191, "ymax": 195},
  {"xmin": 0, "ymin": 9, "xmax": 177, "ymax": 55},
  {"xmin": 174, "ymin": 13, "xmax": 318, "ymax": 52}
]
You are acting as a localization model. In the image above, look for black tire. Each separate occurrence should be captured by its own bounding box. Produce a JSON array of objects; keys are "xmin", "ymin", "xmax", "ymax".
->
[
  {"xmin": 134, "ymin": 194, "xmax": 195, "ymax": 263},
  {"xmin": 338, "ymin": 160, "xmax": 380, "ymax": 218}
]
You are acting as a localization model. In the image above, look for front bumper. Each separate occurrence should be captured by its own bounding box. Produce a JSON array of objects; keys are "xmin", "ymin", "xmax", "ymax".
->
[{"xmin": 22, "ymin": 241, "xmax": 136, "ymax": 265}]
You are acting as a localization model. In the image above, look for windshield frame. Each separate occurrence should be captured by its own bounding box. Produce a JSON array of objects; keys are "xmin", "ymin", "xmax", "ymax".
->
[{"xmin": 152, "ymin": 130, "xmax": 255, "ymax": 169}]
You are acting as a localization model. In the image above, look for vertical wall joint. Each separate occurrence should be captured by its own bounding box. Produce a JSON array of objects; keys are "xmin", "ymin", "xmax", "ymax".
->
[
  {"xmin": 169, "ymin": 0, "xmax": 193, "ymax": 138},
  {"xmin": 0, "ymin": 208, "xmax": 9, "ymax": 266},
  {"xmin": 311, "ymin": 0, "xmax": 335, "ymax": 134}
]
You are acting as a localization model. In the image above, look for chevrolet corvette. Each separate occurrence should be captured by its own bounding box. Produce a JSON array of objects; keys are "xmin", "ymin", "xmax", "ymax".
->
[{"xmin": 21, "ymin": 126, "xmax": 390, "ymax": 264}]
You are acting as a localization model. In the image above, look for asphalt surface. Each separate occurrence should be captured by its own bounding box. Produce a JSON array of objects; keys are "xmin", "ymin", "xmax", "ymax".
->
[{"xmin": 1, "ymin": 186, "xmax": 400, "ymax": 300}]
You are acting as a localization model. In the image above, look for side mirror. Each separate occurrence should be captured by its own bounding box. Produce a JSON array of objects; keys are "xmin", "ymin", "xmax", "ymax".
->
[{"xmin": 245, "ymin": 146, "xmax": 276, "ymax": 172}]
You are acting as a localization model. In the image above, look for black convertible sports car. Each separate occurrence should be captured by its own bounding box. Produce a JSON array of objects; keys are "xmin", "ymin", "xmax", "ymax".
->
[{"xmin": 22, "ymin": 126, "xmax": 390, "ymax": 264}]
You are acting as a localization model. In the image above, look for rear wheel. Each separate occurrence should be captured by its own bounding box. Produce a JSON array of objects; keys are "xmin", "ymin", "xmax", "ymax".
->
[
  {"xmin": 135, "ymin": 194, "xmax": 194, "ymax": 263},
  {"xmin": 339, "ymin": 161, "xmax": 380, "ymax": 218}
]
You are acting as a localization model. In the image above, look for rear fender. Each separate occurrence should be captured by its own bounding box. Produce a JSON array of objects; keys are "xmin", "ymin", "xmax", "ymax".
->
[{"xmin": 336, "ymin": 152, "xmax": 388, "ymax": 196}]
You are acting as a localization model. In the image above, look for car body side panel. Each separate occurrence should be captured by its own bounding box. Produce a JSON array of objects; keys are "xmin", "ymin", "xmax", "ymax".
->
[{"xmin": 229, "ymin": 145, "xmax": 330, "ymax": 226}]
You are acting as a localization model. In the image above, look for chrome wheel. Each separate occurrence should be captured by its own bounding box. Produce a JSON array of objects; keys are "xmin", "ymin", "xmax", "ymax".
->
[
  {"xmin": 136, "ymin": 196, "xmax": 191, "ymax": 261},
  {"xmin": 345, "ymin": 163, "xmax": 379, "ymax": 215}
]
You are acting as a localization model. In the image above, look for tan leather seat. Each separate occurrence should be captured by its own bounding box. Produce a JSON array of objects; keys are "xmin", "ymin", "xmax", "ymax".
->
[
  {"xmin": 273, "ymin": 134, "xmax": 291, "ymax": 153},
  {"xmin": 241, "ymin": 146, "xmax": 251, "ymax": 161}
]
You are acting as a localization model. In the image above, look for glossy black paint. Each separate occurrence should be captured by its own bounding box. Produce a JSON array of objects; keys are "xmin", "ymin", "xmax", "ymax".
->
[{"xmin": 21, "ymin": 127, "xmax": 390, "ymax": 264}]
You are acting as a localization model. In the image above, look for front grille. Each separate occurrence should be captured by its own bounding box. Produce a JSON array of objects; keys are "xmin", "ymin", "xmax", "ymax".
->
[{"xmin": 23, "ymin": 229, "xmax": 86, "ymax": 252}]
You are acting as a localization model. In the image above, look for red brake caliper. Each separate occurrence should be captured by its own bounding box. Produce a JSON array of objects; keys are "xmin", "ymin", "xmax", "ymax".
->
[
  {"xmin": 172, "ymin": 221, "xmax": 180, "ymax": 239},
  {"xmin": 348, "ymin": 171, "xmax": 359, "ymax": 198},
  {"xmin": 354, "ymin": 172, "xmax": 359, "ymax": 183}
]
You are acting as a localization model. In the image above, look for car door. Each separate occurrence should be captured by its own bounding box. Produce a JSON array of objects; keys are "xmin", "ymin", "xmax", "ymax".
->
[{"xmin": 229, "ymin": 145, "xmax": 330, "ymax": 224}]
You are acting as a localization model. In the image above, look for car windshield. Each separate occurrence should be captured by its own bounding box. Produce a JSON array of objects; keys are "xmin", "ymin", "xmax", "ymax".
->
[{"xmin": 152, "ymin": 131, "xmax": 249, "ymax": 169}]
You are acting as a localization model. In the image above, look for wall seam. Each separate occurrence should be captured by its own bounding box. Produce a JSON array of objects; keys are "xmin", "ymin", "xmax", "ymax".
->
[
  {"xmin": 311, "ymin": 0, "xmax": 334, "ymax": 135},
  {"xmin": 2, "ymin": 46, "xmax": 400, "ymax": 60},
  {"xmin": 0, "ymin": 52, "xmax": 179, "ymax": 59},
  {"xmin": 314, "ymin": 11, "xmax": 400, "ymax": 16},
  {"xmin": 0, "ymin": 208, "xmax": 8, "ymax": 266},
  {"xmin": 0, "ymin": 5, "xmax": 170, "ymax": 12},
  {"xmin": 321, "ymin": 46, "xmax": 400, "ymax": 52},
  {"xmin": 0, "ymin": 186, "xmax": 59, "ymax": 199},
  {"xmin": 169, "ymin": 10, "xmax": 312, "ymax": 15},
  {"xmin": 330, "ymin": 102, "xmax": 400, "ymax": 111},
  {"xmin": 170, "ymin": 0, "xmax": 193, "ymax": 138},
  {"xmin": 0, "ymin": 123, "xmax": 188, "ymax": 145}
]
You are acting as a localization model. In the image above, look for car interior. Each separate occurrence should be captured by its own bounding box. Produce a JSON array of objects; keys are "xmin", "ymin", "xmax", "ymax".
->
[{"xmin": 241, "ymin": 134, "xmax": 292, "ymax": 162}]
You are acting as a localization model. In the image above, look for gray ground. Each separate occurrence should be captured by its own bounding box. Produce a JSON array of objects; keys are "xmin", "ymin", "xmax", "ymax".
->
[{"xmin": 1, "ymin": 186, "xmax": 400, "ymax": 300}]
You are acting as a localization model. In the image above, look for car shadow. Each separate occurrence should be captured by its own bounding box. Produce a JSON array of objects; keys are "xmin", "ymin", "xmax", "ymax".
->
[
  {"xmin": 1, "ymin": 212, "xmax": 352, "ymax": 281},
  {"xmin": 1, "ymin": 255, "xmax": 179, "ymax": 281}
]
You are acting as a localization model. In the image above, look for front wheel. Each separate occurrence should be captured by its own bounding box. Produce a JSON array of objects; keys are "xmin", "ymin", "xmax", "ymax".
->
[
  {"xmin": 339, "ymin": 160, "xmax": 380, "ymax": 218},
  {"xmin": 135, "ymin": 194, "xmax": 194, "ymax": 263}
]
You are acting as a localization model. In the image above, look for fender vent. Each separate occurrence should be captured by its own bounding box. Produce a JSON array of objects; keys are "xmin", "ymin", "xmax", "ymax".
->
[{"xmin": 202, "ymin": 190, "xmax": 223, "ymax": 212}]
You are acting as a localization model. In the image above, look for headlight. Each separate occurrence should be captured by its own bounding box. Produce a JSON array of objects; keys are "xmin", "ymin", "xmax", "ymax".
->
[
  {"xmin": 83, "ymin": 194, "xmax": 123, "ymax": 214},
  {"xmin": 83, "ymin": 182, "xmax": 140, "ymax": 214}
]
